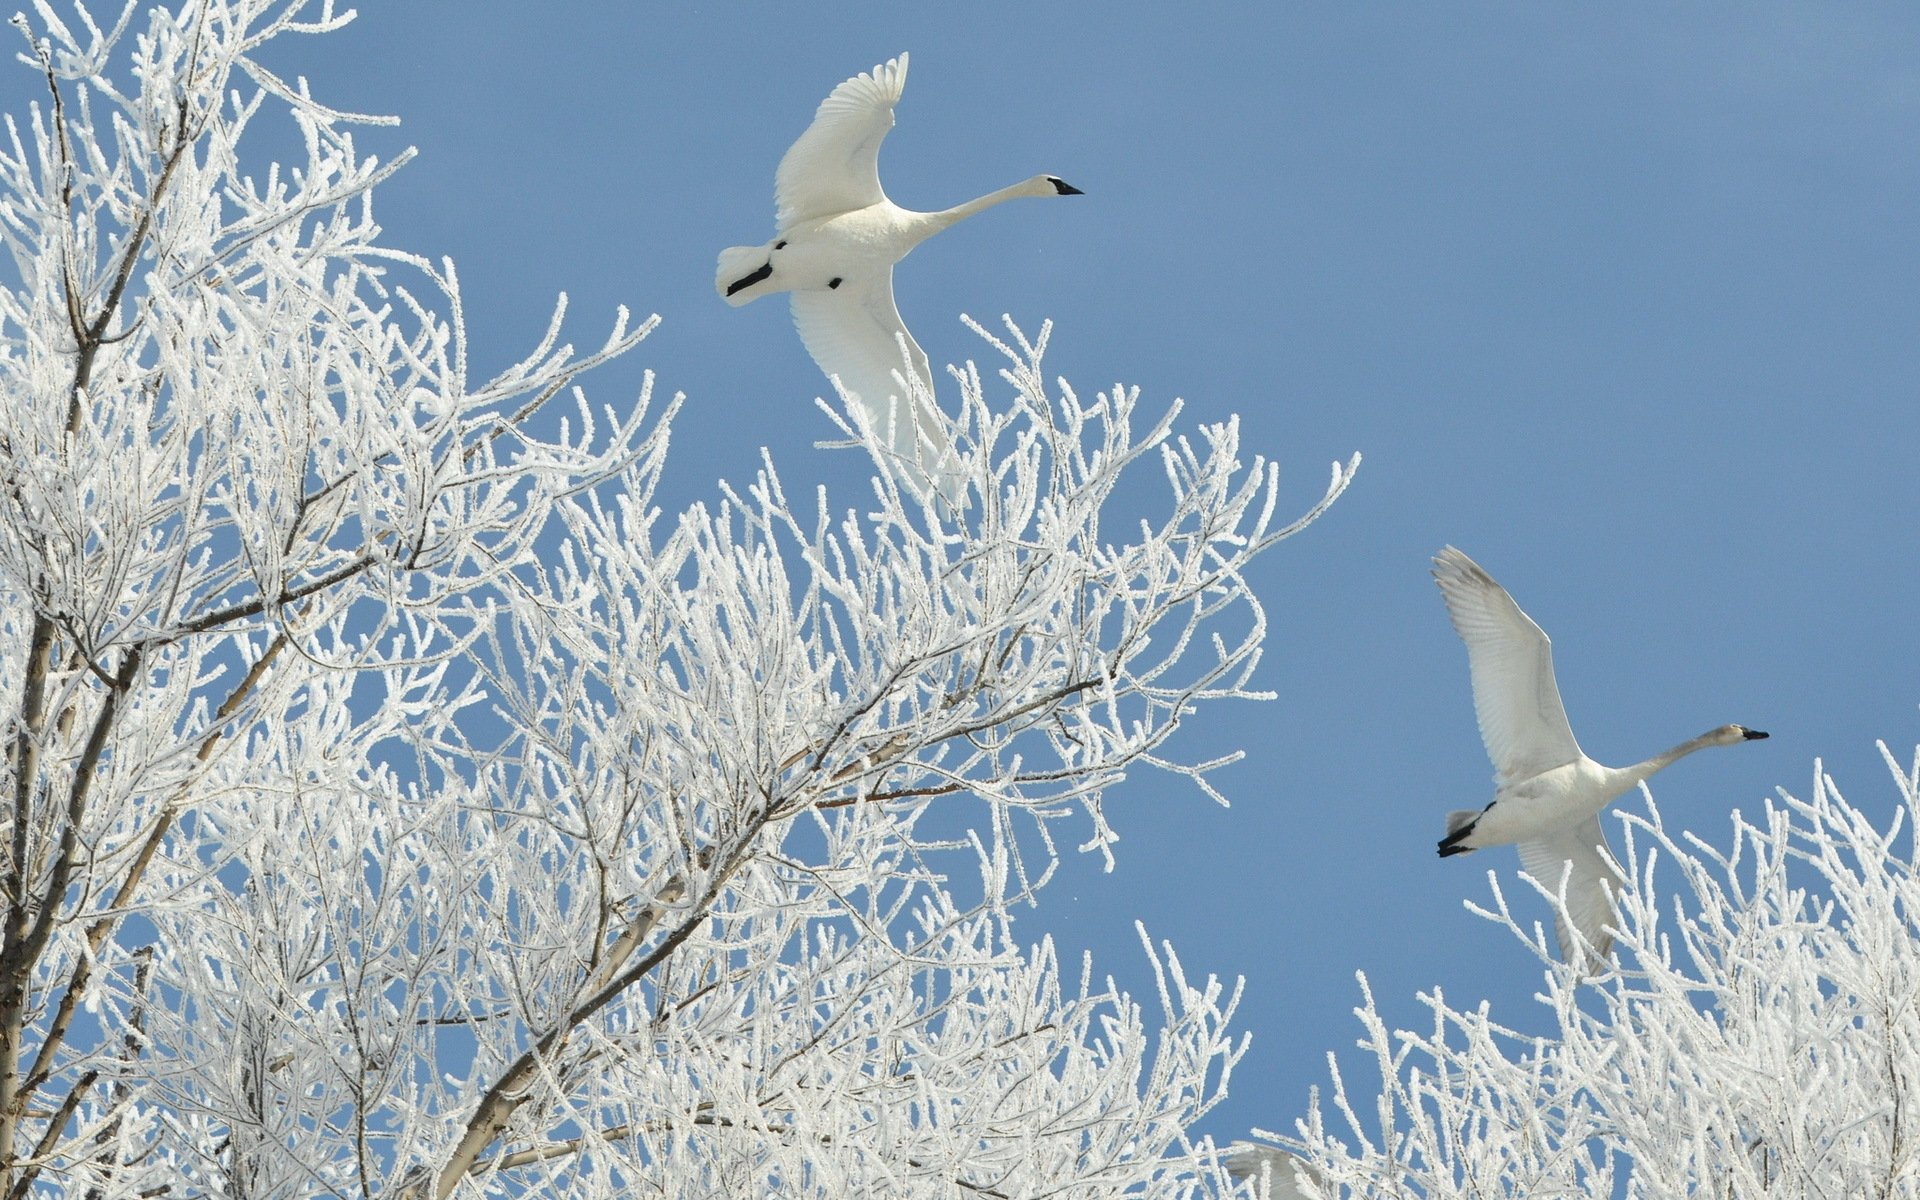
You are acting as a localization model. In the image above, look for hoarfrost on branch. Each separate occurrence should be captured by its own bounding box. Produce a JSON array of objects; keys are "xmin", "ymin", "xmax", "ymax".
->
[
  {"xmin": 1243, "ymin": 756, "xmax": 1920, "ymax": 1198},
  {"xmin": 0, "ymin": 3, "xmax": 1354, "ymax": 1195}
]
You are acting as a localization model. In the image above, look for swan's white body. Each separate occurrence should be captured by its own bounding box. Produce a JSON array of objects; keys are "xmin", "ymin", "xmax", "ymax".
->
[
  {"xmin": 717, "ymin": 53, "xmax": 1081, "ymax": 504},
  {"xmin": 1432, "ymin": 546, "xmax": 1766, "ymax": 970}
]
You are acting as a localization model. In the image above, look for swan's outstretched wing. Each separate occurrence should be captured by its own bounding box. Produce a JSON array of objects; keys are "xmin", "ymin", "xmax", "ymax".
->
[
  {"xmin": 789, "ymin": 271, "xmax": 958, "ymax": 500},
  {"xmin": 1220, "ymin": 1143, "xmax": 1320, "ymax": 1200},
  {"xmin": 1432, "ymin": 546, "xmax": 1584, "ymax": 785},
  {"xmin": 1519, "ymin": 815, "xmax": 1623, "ymax": 971},
  {"xmin": 775, "ymin": 54, "xmax": 907, "ymax": 227}
]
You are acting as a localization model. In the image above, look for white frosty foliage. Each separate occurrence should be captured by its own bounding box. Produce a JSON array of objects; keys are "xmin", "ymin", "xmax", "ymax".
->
[
  {"xmin": 0, "ymin": 3, "xmax": 1353, "ymax": 1196},
  {"xmin": 1239, "ymin": 750, "xmax": 1920, "ymax": 1198}
]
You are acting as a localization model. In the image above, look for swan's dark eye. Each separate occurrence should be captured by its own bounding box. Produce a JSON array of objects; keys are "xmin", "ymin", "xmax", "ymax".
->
[
  {"xmin": 827, "ymin": 277, "xmax": 843, "ymax": 289},
  {"xmin": 774, "ymin": 240, "xmax": 787, "ymax": 250}
]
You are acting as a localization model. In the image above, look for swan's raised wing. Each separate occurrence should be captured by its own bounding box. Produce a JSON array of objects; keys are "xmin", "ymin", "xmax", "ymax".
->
[
  {"xmin": 1432, "ymin": 546, "xmax": 1584, "ymax": 786},
  {"xmin": 775, "ymin": 54, "xmax": 908, "ymax": 228},
  {"xmin": 1518, "ymin": 815, "xmax": 1623, "ymax": 972},
  {"xmin": 790, "ymin": 271, "xmax": 959, "ymax": 501}
]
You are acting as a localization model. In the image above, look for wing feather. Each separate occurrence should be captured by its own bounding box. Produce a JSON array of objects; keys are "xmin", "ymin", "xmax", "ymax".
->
[
  {"xmin": 1518, "ymin": 815, "xmax": 1622, "ymax": 972},
  {"xmin": 1432, "ymin": 546, "xmax": 1584, "ymax": 785},
  {"xmin": 1221, "ymin": 1143, "xmax": 1321, "ymax": 1199},
  {"xmin": 775, "ymin": 54, "xmax": 907, "ymax": 227},
  {"xmin": 789, "ymin": 273, "xmax": 960, "ymax": 501}
]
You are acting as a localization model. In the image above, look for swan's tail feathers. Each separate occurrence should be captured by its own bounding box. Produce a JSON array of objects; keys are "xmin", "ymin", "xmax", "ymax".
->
[
  {"xmin": 1438, "ymin": 809, "xmax": 1482, "ymax": 857},
  {"xmin": 717, "ymin": 243, "xmax": 776, "ymax": 306}
]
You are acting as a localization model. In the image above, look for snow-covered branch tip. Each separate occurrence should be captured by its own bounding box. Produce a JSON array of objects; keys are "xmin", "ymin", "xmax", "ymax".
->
[{"xmin": 1275, "ymin": 746, "xmax": 1920, "ymax": 1197}]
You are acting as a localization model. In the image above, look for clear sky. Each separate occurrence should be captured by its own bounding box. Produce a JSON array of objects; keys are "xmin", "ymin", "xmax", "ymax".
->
[{"xmin": 15, "ymin": 2, "xmax": 1918, "ymax": 1149}]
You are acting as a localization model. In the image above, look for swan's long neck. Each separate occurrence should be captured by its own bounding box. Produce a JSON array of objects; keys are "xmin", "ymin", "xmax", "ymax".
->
[
  {"xmin": 1617, "ymin": 729, "xmax": 1729, "ymax": 789},
  {"xmin": 926, "ymin": 180, "xmax": 1040, "ymax": 233}
]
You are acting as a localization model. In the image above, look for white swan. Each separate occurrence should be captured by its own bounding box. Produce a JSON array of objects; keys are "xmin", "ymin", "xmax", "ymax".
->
[
  {"xmin": 716, "ymin": 53, "xmax": 1081, "ymax": 503},
  {"xmin": 1431, "ymin": 546, "xmax": 1766, "ymax": 970}
]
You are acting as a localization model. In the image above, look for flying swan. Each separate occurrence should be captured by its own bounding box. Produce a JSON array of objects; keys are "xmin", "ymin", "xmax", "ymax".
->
[
  {"xmin": 1431, "ymin": 545, "xmax": 1766, "ymax": 970},
  {"xmin": 716, "ymin": 53, "xmax": 1081, "ymax": 503}
]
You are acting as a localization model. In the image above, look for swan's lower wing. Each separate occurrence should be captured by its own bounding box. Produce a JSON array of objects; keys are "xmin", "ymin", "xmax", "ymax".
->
[
  {"xmin": 1432, "ymin": 547, "xmax": 1585, "ymax": 786},
  {"xmin": 775, "ymin": 55, "xmax": 906, "ymax": 228},
  {"xmin": 1220, "ymin": 1143, "xmax": 1321, "ymax": 1200},
  {"xmin": 789, "ymin": 271, "xmax": 951, "ymax": 477},
  {"xmin": 1518, "ymin": 815, "xmax": 1623, "ymax": 971}
]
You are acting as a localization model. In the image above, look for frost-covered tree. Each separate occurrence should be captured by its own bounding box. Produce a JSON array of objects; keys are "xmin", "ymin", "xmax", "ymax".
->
[
  {"xmin": 1238, "ymin": 754, "xmax": 1920, "ymax": 1198},
  {"xmin": 0, "ymin": 2, "xmax": 1355, "ymax": 1196}
]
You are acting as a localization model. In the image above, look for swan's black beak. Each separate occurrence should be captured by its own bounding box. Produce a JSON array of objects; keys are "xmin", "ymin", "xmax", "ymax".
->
[
  {"xmin": 1050, "ymin": 178, "xmax": 1083, "ymax": 195},
  {"xmin": 1742, "ymin": 728, "xmax": 1769, "ymax": 740}
]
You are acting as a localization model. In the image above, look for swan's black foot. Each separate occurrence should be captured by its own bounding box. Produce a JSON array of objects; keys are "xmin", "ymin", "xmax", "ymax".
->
[
  {"xmin": 725, "ymin": 262, "xmax": 773, "ymax": 296},
  {"xmin": 1437, "ymin": 807, "xmax": 1484, "ymax": 857}
]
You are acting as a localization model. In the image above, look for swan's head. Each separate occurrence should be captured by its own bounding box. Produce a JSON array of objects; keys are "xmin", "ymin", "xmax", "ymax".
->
[
  {"xmin": 1037, "ymin": 174, "xmax": 1083, "ymax": 196},
  {"xmin": 1718, "ymin": 724, "xmax": 1769, "ymax": 744}
]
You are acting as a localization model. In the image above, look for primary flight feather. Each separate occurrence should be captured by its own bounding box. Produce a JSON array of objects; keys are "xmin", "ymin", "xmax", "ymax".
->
[
  {"xmin": 1432, "ymin": 546, "xmax": 1767, "ymax": 972},
  {"xmin": 717, "ymin": 53, "xmax": 1082, "ymax": 505}
]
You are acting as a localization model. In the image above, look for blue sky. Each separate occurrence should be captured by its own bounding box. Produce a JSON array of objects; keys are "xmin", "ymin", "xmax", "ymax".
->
[{"xmin": 17, "ymin": 1, "xmax": 1919, "ymax": 1149}]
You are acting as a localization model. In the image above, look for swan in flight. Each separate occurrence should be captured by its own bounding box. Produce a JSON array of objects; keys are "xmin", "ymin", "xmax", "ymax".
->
[
  {"xmin": 716, "ymin": 53, "xmax": 1081, "ymax": 503},
  {"xmin": 1431, "ymin": 546, "xmax": 1766, "ymax": 970}
]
